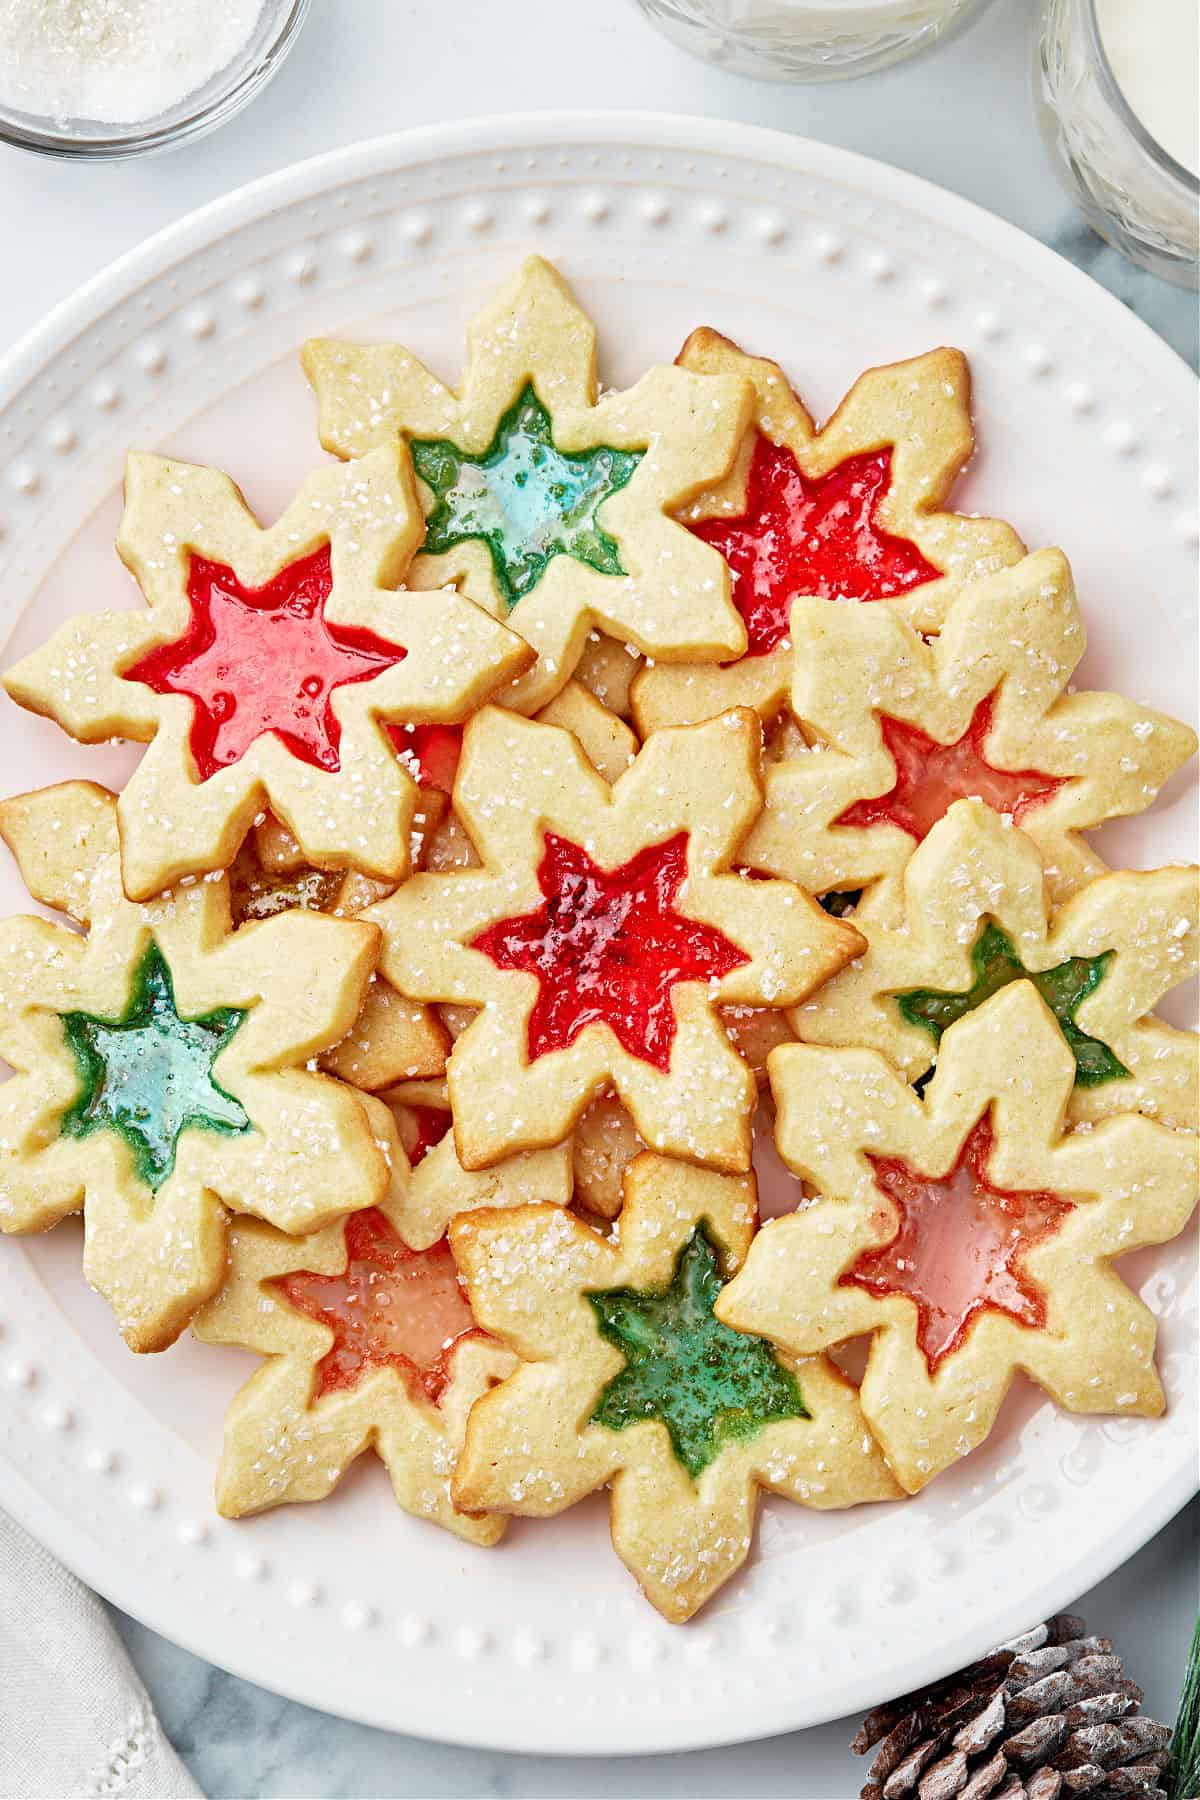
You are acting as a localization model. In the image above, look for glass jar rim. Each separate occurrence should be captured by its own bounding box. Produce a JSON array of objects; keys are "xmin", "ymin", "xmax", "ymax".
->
[{"xmin": 1083, "ymin": 0, "xmax": 1200, "ymax": 194}]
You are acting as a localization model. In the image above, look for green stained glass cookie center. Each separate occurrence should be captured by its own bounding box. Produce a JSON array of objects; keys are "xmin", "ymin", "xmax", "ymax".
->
[
  {"xmin": 895, "ymin": 920, "xmax": 1129, "ymax": 1086},
  {"xmin": 587, "ymin": 1223, "xmax": 808, "ymax": 1480},
  {"xmin": 60, "ymin": 941, "xmax": 251, "ymax": 1189},
  {"xmin": 410, "ymin": 383, "xmax": 643, "ymax": 608}
]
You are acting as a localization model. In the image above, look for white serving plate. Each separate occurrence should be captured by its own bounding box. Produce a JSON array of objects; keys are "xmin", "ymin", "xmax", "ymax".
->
[{"xmin": 0, "ymin": 114, "xmax": 1195, "ymax": 1755}]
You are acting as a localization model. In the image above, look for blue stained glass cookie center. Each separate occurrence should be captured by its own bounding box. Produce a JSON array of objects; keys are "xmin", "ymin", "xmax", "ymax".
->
[
  {"xmin": 410, "ymin": 383, "xmax": 643, "ymax": 608},
  {"xmin": 60, "ymin": 941, "xmax": 250, "ymax": 1190}
]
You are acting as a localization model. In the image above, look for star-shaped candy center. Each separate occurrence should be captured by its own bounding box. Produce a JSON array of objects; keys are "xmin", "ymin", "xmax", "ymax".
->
[
  {"xmin": 124, "ymin": 545, "xmax": 409, "ymax": 780},
  {"xmin": 690, "ymin": 437, "xmax": 939, "ymax": 659},
  {"xmin": 59, "ymin": 942, "xmax": 250, "ymax": 1189},
  {"xmin": 588, "ymin": 1223, "xmax": 808, "ymax": 1479},
  {"xmin": 837, "ymin": 695, "xmax": 1064, "ymax": 840},
  {"xmin": 842, "ymin": 1116, "xmax": 1073, "ymax": 1371},
  {"xmin": 896, "ymin": 921, "xmax": 1130, "ymax": 1087},
  {"xmin": 470, "ymin": 831, "xmax": 749, "ymax": 1071},
  {"xmin": 274, "ymin": 1209, "xmax": 480, "ymax": 1403},
  {"xmin": 410, "ymin": 384, "xmax": 643, "ymax": 609}
]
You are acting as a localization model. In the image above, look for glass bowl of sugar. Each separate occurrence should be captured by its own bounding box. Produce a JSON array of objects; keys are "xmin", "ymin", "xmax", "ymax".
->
[{"xmin": 0, "ymin": 0, "xmax": 310, "ymax": 159}]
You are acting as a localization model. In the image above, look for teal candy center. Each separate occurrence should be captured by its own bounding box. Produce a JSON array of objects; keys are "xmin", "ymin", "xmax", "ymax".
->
[
  {"xmin": 588, "ymin": 1223, "xmax": 808, "ymax": 1480},
  {"xmin": 410, "ymin": 383, "xmax": 643, "ymax": 608},
  {"xmin": 895, "ymin": 920, "xmax": 1130, "ymax": 1087},
  {"xmin": 60, "ymin": 941, "xmax": 251, "ymax": 1189}
]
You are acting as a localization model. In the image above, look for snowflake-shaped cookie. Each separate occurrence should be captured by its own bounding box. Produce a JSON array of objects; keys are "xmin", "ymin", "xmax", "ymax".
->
[
  {"xmin": 420, "ymin": 678, "xmax": 638, "ymax": 878},
  {"xmin": 568, "ymin": 999, "xmax": 795, "ymax": 1221},
  {"xmin": 793, "ymin": 798, "xmax": 1199, "ymax": 1131},
  {"xmin": 3, "ymin": 447, "xmax": 530, "ymax": 899},
  {"xmin": 534, "ymin": 677, "xmax": 638, "ymax": 783},
  {"xmin": 228, "ymin": 817, "xmax": 449, "ymax": 1091},
  {"xmin": 633, "ymin": 331, "xmax": 1024, "ymax": 735},
  {"xmin": 394, "ymin": 680, "xmax": 636, "ymax": 1144},
  {"xmin": 740, "ymin": 549, "xmax": 1198, "ymax": 918},
  {"xmin": 718, "ymin": 983, "xmax": 1199, "ymax": 1492},
  {"xmin": 379, "ymin": 1077, "xmax": 574, "ymax": 1252},
  {"xmin": 450, "ymin": 1152, "xmax": 900, "ymax": 1621},
  {"xmin": 0, "ymin": 783, "xmax": 387, "ymax": 1350},
  {"xmin": 302, "ymin": 257, "xmax": 754, "ymax": 713},
  {"xmin": 366, "ymin": 705, "xmax": 864, "ymax": 1172},
  {"xmin": 193, "ymin": 1104, "xmax": 514, "ymax": 1541}
]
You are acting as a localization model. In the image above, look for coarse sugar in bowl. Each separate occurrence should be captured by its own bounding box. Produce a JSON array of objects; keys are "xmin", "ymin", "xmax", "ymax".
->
[{"xmin": 0, "ymin": 0, "xmax": 310, "ymax": 159}]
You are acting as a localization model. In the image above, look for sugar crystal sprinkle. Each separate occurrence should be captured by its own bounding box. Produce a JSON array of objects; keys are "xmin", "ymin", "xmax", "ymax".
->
[{"xmin": 0, "ymin": 0, "xmax": 266, "ymax": 126}]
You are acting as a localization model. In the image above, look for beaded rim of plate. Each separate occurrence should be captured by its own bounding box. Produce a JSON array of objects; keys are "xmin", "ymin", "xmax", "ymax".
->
[
  {"xmin": 0, "ymin": 114, "xmax": 1193, "ymax": 1754},
  {"xmin": 0, "ymin": 0, "xmax": 310, "ymax": 161}
]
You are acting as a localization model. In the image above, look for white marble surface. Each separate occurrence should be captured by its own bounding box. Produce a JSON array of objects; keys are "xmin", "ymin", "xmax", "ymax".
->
[{"xmin": 1, "ymin": 0, "xmax": 1196, "ymax": 1793}]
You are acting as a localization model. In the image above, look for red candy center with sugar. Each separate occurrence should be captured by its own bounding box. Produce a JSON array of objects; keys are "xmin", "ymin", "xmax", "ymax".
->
[
  {"xmin": 126, "ymin": 545, "xmax": 408, "ymax": 779},
  {"xmin": 275, "ymin": 1209, "xmax": 478, "ymax": 1403},
  {"xmin": 690, "ymin": 437, "xmax": 939, "ymax": 658},
  {"xmin": 470, "ymin": 831, "xmax": 748, "ymax": 1071},
  {"xmin": 838, "ymin": 695, "xmax": 1064, "ymax": 840},
  {"xmin": 842, "ymin": 1116, "xmax": 1072, "ymax": 1371}
]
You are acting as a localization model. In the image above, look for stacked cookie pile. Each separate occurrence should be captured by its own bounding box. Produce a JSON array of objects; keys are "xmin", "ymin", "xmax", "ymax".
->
[{"xmin": 1, "ymin": 259, "xmax": 1196, "ymax": 1622}]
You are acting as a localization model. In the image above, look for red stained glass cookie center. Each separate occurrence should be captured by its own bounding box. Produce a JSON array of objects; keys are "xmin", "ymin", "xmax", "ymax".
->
[
  {"xmin": 275, "ymin": 1209, "xmax": 478, "ymax": 1403},
  {"xmin": 841, "ymin": 1116, "xmax": 1072, "ymax": 1371},
  {"xmin": 838, "ymin": 695, "xmax": 1064, "ymax": 841},
  {"xmin": 469, "ymin": 831, "xmax": 749, "ymax": 1071},
  {"xmin": 690, "ymin": 437, "xmax": 939, "ymax": 658},
  {"xmin": 125, "ymin": 545, "xmax": 408, "ymax": 779}
]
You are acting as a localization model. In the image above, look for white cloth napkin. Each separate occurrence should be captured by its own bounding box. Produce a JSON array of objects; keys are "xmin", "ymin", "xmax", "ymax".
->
[{"xmin": 0, "ymin": 1511, "xmax": 202, "ymax": 1800}]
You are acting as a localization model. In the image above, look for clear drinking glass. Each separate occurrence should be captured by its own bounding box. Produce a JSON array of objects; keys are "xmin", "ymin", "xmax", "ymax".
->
[
  {"xmin": 634, "ymin": 0, "xmax": 997, "ymax": 82},
  {"xmin": 1035, "ymin": 0, "xmax": 1199, "ymax": 287}
]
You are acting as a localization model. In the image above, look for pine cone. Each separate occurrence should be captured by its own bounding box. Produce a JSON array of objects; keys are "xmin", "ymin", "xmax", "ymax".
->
[{"xmin": 852, "ymin": 1616, "xmax": 1173, "ymax": 1800}]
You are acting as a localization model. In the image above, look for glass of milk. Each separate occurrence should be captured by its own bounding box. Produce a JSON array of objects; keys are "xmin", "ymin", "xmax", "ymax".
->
[
  {"xmin": 1035, "ymin": 0, "xmax": 1199, "ymax": 286},
  {"xmin": 634, "ymin": 0, "xmax": 998, "ymax": 81}
]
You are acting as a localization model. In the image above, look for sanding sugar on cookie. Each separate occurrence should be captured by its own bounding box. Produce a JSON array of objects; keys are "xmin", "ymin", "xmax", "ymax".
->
[
  {"xmin": 193, "ymin": 1098, "xmax": 515, "ymax": 1542},
  {"xmin": 227, "ymin": 817, "xmax": 450, "ymax": 1092},
  {"xmin": 450, "ymin": 1152, "xmax": 900, "ymax": 1622},
  {"xmin": 375, "ymin": 1077, "xmax": 574, "ymax": 1253},
  {"xmin": 3, "ymin": 446, "xmax": 531, "ymax": 900},
  {"xmin": 633, "ymin": 329, "xmax": 1024, "ymax": 736},
  {"xmin": 739, "ymin": 547, "xmax": 1197, "ymax": 921},
  {"xmin": 364, "ymin": 703, "xmax": 865, "ymax": 1174},
  {"xmin": 791, "ymin": 797, "xmax": 1199, "ymax": 1132},
  {"xmin": 719, "ymin": 982, "xmax": 1199, "ymax": 1493},
  {"xmin": 0, "ymin": 782, "xmax": 388, "ymax": 1351},
  {"xmin": 303, "ymin": 257, "xmax": 756, "ymax": 714}
]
